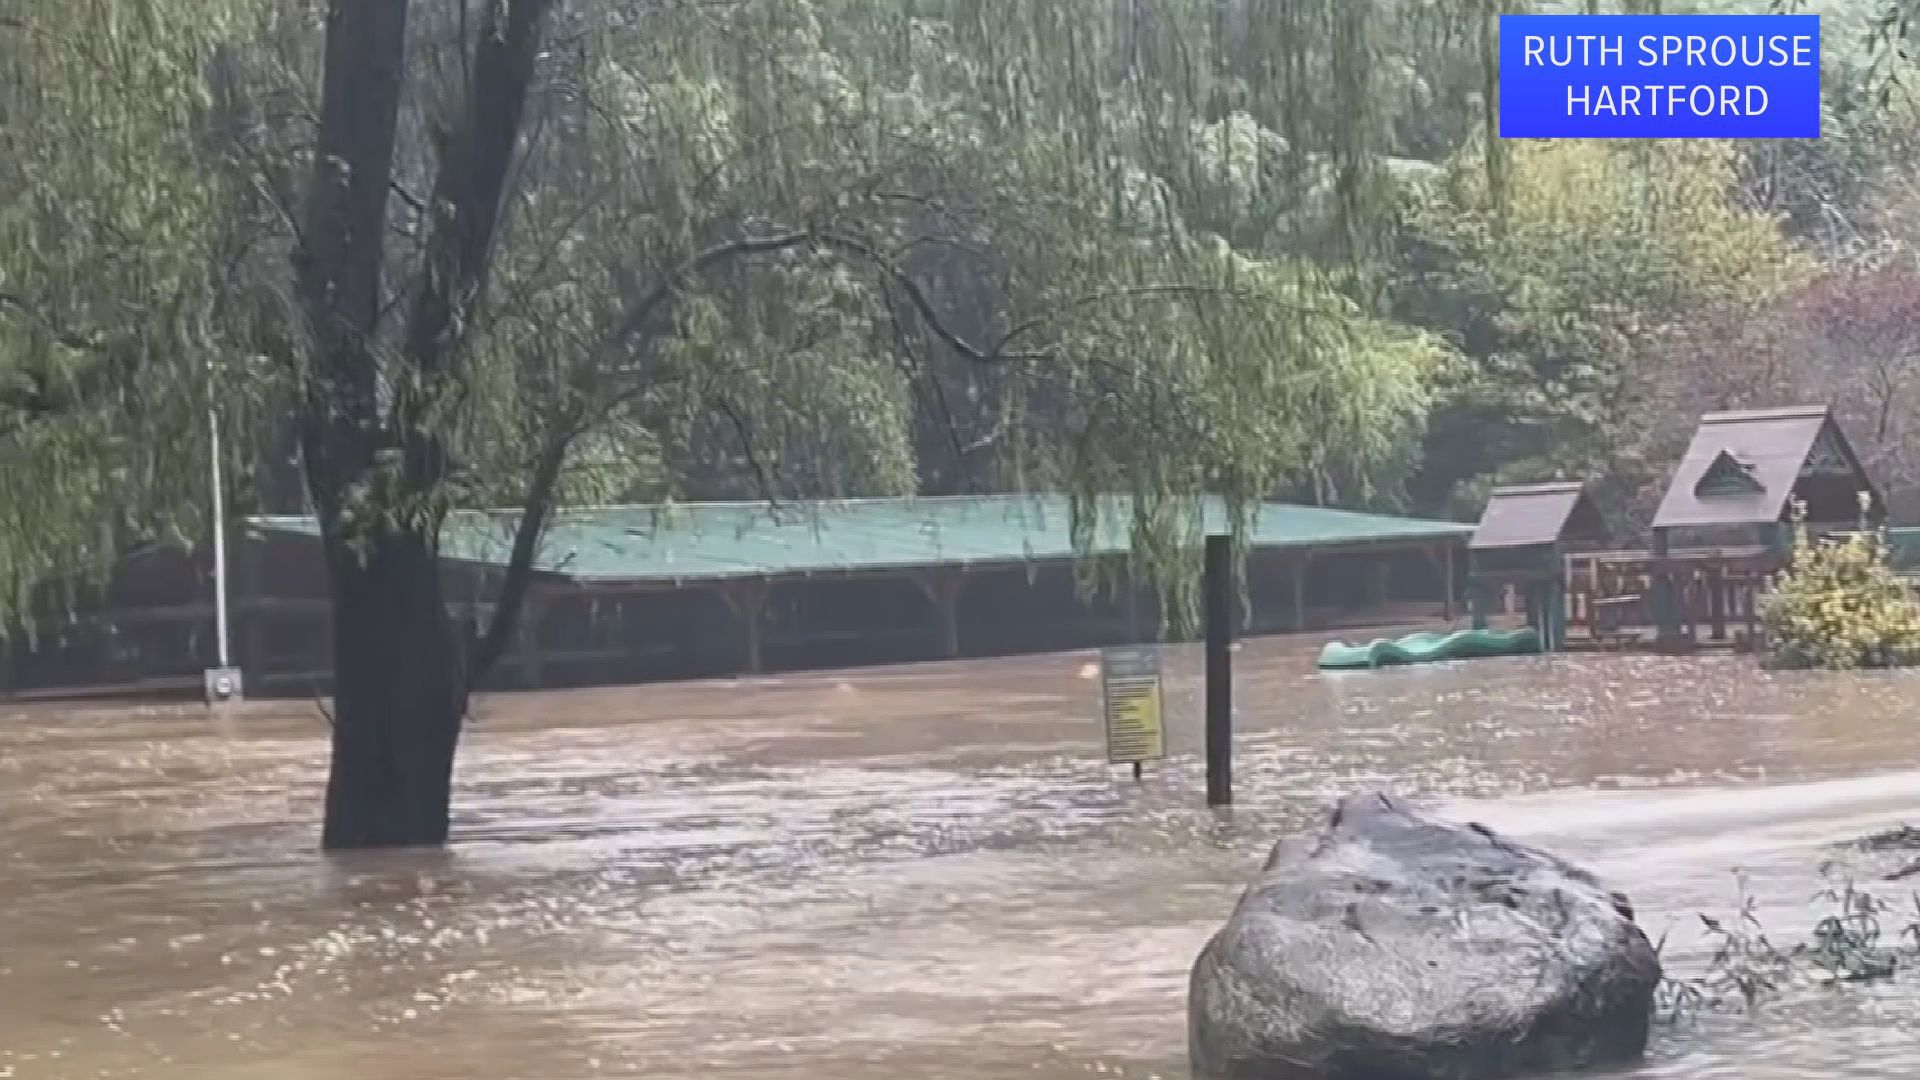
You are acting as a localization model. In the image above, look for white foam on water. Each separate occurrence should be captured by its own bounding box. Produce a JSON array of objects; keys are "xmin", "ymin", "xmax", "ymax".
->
[{"xmin": 1435, "ymin": 769, "xmax": 1920, "ymax": 854}]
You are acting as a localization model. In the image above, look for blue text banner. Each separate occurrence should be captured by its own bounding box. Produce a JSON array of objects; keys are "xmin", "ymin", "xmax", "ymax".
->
[{"xmin": 1499, "ymin": 13, "xmax": 1821, "ymax": 139}]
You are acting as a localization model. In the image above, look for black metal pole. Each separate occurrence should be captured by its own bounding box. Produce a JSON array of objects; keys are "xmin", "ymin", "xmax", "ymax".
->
[{"xmin": 1204, "ymin": 533, "xmax": 1233, "ymax": 808}]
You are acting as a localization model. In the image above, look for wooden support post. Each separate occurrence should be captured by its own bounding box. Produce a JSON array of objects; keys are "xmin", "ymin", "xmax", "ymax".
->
[
  {"xmin": 1650, "ymin": 529, "xmax": 1678, "ymax": 646},
  {"xmin": 1442, "ymin": 544, "xmax": 1456, "ymax": 620},
  {"xmin": 1744, "ymin": 571, "xmax": 1762, "ymax": 642},
  {"xmin": 1204, "ymin": 535, "xmax": 1233, "ymax": 808},
  {"xmin": 1290, "ymin": 553, "xmax": 1311, "ymax": 631},
  {"xmin": 910, "ymin": 569, "xmax": 966, "ymax": 659},
  {"xmin": 1368, "ymin": 559, "xmax": 1392, "ymax": 609},
  {"xmin": 239, "ymin": 530, "xmax": 267, "ymax": 681},
  {"xmin": 1708, "ymin": 569, "xmax": 1728, "ymax": 642},
  {"xmin": 1466, "ymin": 549, "xmax": 1489, "ymax": 630},
  {"xmin": 746, "ymin": 593, "xmax": 764, "ymax": 674},
  {"xmin": 719, "ymin": 580, "xmax": 770, "ymax": 675},
  {"xmin": 516, "ymin": 590, "xmax": 550, "ymax": 689}
]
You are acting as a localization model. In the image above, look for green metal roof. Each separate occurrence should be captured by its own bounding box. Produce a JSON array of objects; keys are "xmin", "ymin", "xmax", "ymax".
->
[
  {"xmin": 1887, "ymin": 527, "xmax": 1920, "ymax": 572},
  {"xmin": 247, "ymin": 495, "xmax": 1469, "ymax": 585}
]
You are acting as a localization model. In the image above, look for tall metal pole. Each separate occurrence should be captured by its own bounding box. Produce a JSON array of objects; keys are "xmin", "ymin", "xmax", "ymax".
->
[
  {"xmin": 208, "ymin": 401, "xmax": 231, "ymax": 670},
  {"xmin": 1204, "ymin": 533, "xmax": 1233, "ymax": 808}
]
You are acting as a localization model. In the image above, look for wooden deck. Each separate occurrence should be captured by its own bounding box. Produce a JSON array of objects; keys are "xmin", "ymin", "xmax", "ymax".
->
[{"xmin": 1562, "ymin": 546, "xmax": 1780, "ymax": 653}]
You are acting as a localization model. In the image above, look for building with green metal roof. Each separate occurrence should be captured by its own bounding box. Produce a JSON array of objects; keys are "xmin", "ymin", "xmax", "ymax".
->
[
  {"xmin": 0, "ymin": 495, "xmax": 1469, "ymax": 697},
  {"xmin": 226, "ymin": 494, "xmax": 1471, "ymax": 689},
  {"xmin": 249, "ymin": 493, "xmax": 1470, "ymax": 586}
]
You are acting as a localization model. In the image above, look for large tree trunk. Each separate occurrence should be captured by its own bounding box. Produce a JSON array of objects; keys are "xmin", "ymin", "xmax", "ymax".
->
[
  {"xmin": 320, "ymin": 522, "xmax": 464, "ymax": 849},
  {"xmin": 293, "ymin": 0, "xmax": 554, "ymax": 849},
  {"xmin": 294, "ymin": 0, "xmax": 418, "ymax": 850}
]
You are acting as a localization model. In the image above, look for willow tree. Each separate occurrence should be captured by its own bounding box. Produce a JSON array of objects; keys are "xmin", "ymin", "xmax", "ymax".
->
[
  {"xmin": 0, "ymin": 0, "xmax": 270, "ymax": 631},
  {"xmin": 261, "ymin": 0, "xmax": 1448, "ymax": 849},
  {"xmin": 1, "ymin": 0, "xmax": 1439, "ymax": 847}
]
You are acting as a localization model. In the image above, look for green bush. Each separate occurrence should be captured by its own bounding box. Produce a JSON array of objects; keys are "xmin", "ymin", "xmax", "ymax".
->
[{"xmin": 1759, "ymin": 497, "xmax": 1920, "ymax": 670}]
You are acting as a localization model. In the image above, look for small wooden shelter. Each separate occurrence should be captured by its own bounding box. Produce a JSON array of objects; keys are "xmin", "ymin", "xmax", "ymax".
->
[
  {"xmin": 1467, "ymin": 481, "xmax": 1607, "ymax": 651},
  {"xmin": 1651, "ymin": 405, "xmax": 1881, "ymax": 541},
  {"xmin": 1641, "ymin": 405, "xmax": 1881, "ymax": 648}
]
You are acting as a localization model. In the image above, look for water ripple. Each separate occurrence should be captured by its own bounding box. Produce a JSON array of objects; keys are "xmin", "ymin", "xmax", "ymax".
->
[{"xmin": 3, "ymin": 641, "xmax": 1919, "ymax": 1078}]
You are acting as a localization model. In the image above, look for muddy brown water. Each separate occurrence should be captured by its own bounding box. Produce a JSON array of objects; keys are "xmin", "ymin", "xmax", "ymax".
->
[{"xmin": 3, "ymin": 636, "xmax": 1918, "ymax": 1079}]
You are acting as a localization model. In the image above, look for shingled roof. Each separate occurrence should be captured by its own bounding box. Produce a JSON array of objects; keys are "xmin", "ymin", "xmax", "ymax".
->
[
  {"xmin": 1469, "ymin": 482, "xmax": 1607, "ymax": 550},
  {"xmin": 1651, "ymin": 406, "xmax": 1878, "ymax": 530}
]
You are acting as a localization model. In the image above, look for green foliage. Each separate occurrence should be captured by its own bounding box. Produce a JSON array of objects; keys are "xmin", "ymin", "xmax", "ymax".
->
[
  {"xmin": 0, "ymin": 0, "xmax": 268, "ymax": 635},
  {"xmin": 269, "ymin": 0, "xmax": 1447, "ymax": 636},
  {"xmin": 1760, "ymin": 498, "xmax": 1920, "ymax": 669},
  {"xmin": 1399, "ymin": 138, "xmax": 1815, "ymax": 520},
  {"xmin": 11, "ymin": 0, "xmax": 1920, "ymax": 650},
  {"xmin": 2, "ymin": 0, "xmax": 1456, "ymax": 642},
  {"xmin": 1655, "ymin": 868, "xmax": 1920, "ymax": 1027}
]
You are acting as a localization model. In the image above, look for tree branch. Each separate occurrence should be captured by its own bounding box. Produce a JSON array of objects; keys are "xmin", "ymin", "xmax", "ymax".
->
[
  {"xmin": 710, "ymin": 391, "xmax": 787, "ymax": 508},
  {"xmin": 465, "ymin": 407, "xmax": 577, "ymax": 689},
  {"xmin": 0, "ymin": 300, "xmax": 140, "ymax": 436},
  {"xmin": 592, "ymin": 226, "xmax": 1351, "ymax": 410},
  {"xmin": 403, "ymin": 0, "xmax": 555, "ymax": 378},
  {"xmin": 389, "ymin": 179, "xmax": 429, "ymax": 216},
  {"xmin": 487, "ymin": 170, "xmax": 635, "ymax": 333},
  {"xmin": 880, "ymin": 277, "xmax": 972, "ymax": 471},
  {"xmin": 604, "ymin": 230, "xmax": 820, "ymax": 347},
  {"xmin": 806, "ymin": 231, "xmax": 1056, "ymax": 363},
  {"xmin": 293, "ymin": 0, "xmax": 412, "ymax": 511},
  {"xmin": 0, "ymin": 292, "xmax": 110, "ymax": 353},
  {"xmin": 814, "ymin": 233, "xmax": 1352, "ymax": 365}
]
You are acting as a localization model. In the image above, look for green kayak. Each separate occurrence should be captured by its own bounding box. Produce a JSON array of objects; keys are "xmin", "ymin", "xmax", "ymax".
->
[{"xmin": 1316, "ymin": 626, "xmax": 1542, "ymax": 670}]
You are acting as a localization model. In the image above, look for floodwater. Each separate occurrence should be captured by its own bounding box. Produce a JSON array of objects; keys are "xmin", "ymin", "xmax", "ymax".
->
[{"xmin": 3, "ymin": 637, "xmax": 1919, "ymax": 1079}]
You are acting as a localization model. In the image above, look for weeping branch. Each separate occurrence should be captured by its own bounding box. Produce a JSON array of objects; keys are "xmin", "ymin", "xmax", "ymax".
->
[
  {"xmin": 0, "ymin": 293, "xmax": 111, "ymax": 353},
  {"xmin": 711, "ymin": 391, "xmax": 788, "ymax": 505}
]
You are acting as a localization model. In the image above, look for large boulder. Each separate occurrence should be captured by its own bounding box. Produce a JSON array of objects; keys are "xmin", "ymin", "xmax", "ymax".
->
[{"xmin": 1189, "ymin": 791, "xmax": 1661, "ymax": 1080}]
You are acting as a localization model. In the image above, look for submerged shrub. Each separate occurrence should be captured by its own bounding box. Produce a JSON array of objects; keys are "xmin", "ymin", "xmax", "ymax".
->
[
  {"xmin": 1759, "ymin": 496, "xmax": 1920, "ymax": 670},
  {"xmin": 1655, "ymin": 868, "xmax": 1920, "ymax": 1025}
]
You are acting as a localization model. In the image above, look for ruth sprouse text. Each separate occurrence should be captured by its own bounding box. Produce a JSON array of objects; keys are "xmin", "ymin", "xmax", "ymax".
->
[{"xmin": 1522, "ymin": 33, "xmax": 1816, "ymax": 69}]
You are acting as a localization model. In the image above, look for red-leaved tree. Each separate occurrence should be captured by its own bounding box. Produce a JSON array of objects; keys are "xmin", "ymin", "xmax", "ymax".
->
[{"xmin": 1660, "ymin": 262, "xmax": 1920, "ymax": 519}]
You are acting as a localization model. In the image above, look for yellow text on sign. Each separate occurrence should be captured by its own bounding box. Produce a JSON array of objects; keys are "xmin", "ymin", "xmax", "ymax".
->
[{"xmin": 1100, "ymin": 646, "xmax": 1166, "ymax": 764}]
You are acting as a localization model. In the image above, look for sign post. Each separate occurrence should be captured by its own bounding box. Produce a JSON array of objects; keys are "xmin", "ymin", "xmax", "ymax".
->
[
  {"xmin": 203, "ymin": 386, "xmax": 242, "ymax": 706},
  {"xmin": 1100, "ymin": 644, "xmax": 1166, "ymax": 778},
  {"xmin": 1204, "ymin": 533, "xmax": 1233, "ymax": 807}
]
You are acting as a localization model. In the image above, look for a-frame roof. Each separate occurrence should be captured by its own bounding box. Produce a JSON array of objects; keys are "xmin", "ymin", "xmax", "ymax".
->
[
  {"xmin": 1651, "ymin": 406, "xmax": 1880, "ymax": 530},
  {"xmin": 1469, "ymin": 481, "xmax": 1607, "ymax": 550}
]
